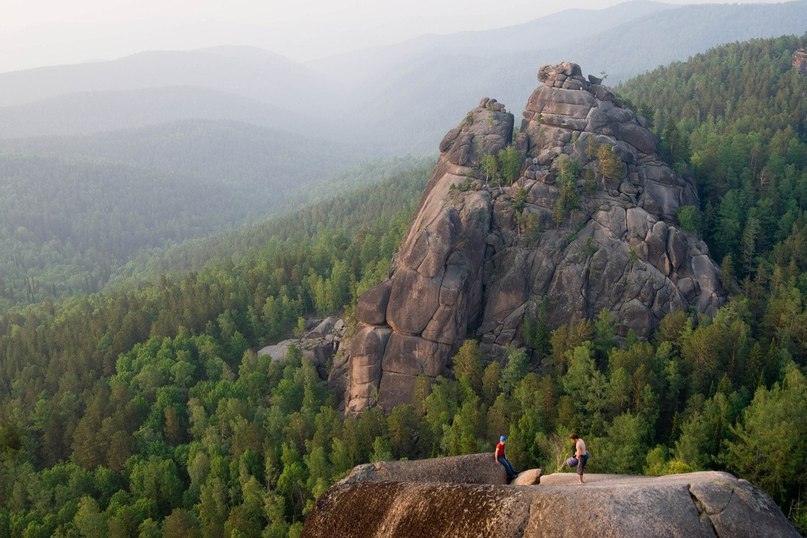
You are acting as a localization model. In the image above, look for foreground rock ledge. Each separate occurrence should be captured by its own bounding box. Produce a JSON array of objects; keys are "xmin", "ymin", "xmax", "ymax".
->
[{"xmin": 302, "ymin": 455, "xmax": 798, "ymax": 538}]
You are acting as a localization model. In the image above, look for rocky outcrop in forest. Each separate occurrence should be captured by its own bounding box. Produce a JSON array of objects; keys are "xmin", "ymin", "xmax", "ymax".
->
[
  {"xmin": 303, "ymin": 455, "xmax": 799, "ymax": 537},
  {"xmin": 794, "ymin": 48, "xmax": 807, "ymax": 76},
  {"xmin": 333, "ymin": 63, "xmax": 724, "ymax": 413}
]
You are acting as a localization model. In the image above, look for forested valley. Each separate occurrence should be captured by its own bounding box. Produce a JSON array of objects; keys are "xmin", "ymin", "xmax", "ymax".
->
[
  {"xmin": 0, "ymin": 119, "xmax": 384, "ymax": 312},
  {"xmin": 0, "ymin": 34, "xmax": 805, "ymax": 536}
]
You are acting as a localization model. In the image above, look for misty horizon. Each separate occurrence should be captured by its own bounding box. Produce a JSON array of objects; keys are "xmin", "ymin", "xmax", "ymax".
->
[{"xmin": 1, "ymin": 0, "xmax": 797, "ymax": 74}]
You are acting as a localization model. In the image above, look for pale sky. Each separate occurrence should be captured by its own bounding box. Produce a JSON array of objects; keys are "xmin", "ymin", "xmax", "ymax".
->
[{"xmin": 0, "ymin": 0, "xmax": 792, "ymax": 73}]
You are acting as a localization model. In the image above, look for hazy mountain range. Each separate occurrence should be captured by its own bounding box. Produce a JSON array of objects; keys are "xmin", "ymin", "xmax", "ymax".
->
[{"xmin": 1, "ymin": 0, "xmax": 805, "ymax": 154}]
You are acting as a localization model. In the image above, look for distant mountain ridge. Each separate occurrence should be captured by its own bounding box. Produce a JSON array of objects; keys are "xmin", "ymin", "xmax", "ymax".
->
[
  {"xmin": 0, "ymin": 1, "xmax": 804, "ymax": 152},
  {"xmin": 0, "ymin": 118, "xmax": 361, "ymax": 187},
  {"xmin": 0, "ymin": 46, "xmax": 321, "ymax": 108},
  {"xmin": 0, "ymin": 85, "xmax": 316, "ymax": 139}
]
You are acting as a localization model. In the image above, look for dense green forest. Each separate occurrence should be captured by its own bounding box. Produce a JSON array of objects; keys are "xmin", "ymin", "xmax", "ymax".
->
[
  {"xmin": 618, "ymin": 34, "xmax": 807, "ymax": 284},
  {"xmin": 0, "ymin": 163, "xmax": 430, "ymax": 536},
  {"xmin": 0, "ymin": 121, "xmax": 423, "ymax": 311},
  {"xmin": 0, "ymin": 35, "xmax": 806, "ymax": 536}
]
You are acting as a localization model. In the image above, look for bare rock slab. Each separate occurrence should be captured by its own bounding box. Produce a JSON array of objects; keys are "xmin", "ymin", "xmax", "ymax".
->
[{"xmin": 304, "ymin": 459, "xmax": 798, "ymax": 538}]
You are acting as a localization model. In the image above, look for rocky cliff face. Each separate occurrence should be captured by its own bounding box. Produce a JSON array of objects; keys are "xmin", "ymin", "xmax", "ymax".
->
[
  {"xmin": 335, "ymin": 63, "xmax": 724, "ymax": 413},
  {"xmin": 302, "ymin": 455, "xmax": 799, "ymax": 538},
  {"xmin": 794, "ymin": 48, "xmax": 807, "ymax": 76}
]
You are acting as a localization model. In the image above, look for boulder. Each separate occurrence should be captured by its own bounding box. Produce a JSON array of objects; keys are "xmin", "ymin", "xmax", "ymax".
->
[
  {"xmin": 511, "ymin": 469, "xmax": 542, "ymax": 486},
  {"xmin": 307, "ymin": 316, "xmax": 338, "ymax": 338},
  {"xmin": 257, "ymin": 340, "xmax": 295, "ymax": 361}
]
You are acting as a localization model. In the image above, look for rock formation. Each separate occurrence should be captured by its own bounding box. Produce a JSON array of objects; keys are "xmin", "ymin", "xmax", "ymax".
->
[
  {"xmin": 259, "ymin": 316, "xmax": 345, "ymax": 377},
  {"xmin": 335, "ymin": 62, "xmax": 724, "ymax": 413},
  {"xmin": 794, "ymin": 48, "xmax": 807, "ymax": 76},
  {"xmin": 302, "ymin": 455, "xmax": 799, "ymax": 538}
]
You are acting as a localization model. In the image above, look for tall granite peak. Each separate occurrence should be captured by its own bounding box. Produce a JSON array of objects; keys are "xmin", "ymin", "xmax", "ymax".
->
[{"xmin": 333, "ymin": 62, "xmax": 724, "ymax": 413}]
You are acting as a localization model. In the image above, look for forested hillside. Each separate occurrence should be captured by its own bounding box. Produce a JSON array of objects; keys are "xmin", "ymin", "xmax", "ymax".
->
[
  {"xmin": 0, "ymin": 121, "xmax": 378, "ymax": 311},
  {"xmin": 0, "ymin": 35, "xmax": 806, "ymax": 536},
  {"xmin": 0, "ymin": 163, "xmax": 430, "ymax": 536},
  {"xmin": 618, "ymin": 35, "xmax": 807, "ymax": 285}
]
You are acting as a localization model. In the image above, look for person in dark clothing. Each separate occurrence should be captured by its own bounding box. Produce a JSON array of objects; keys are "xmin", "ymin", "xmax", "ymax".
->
[{"xmin": 494, "ymin": 435, "xmax": 518, "ymax": 480}]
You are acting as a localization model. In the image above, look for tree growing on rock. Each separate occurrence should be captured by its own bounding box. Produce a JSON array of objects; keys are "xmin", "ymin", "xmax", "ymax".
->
[
  {"xmin": 481, "ymin": 154, "xmax": 498, "ymax": 185},
  {"xmin": 480, "ymin": 147, "xmax": 525, "ymax": 187},
  {"xmin": 552, "ymin": 155, "xmax": 581, "ymax": 224},
  {"xmin": 497, "ymin": 146, "xmax": 525, "ymax": 186},
  {"xmin": 597, "ymin": 144, "xmax": 625, "ymax": 181}
]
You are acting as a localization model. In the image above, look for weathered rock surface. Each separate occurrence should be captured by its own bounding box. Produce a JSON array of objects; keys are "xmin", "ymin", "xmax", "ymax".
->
[
  {"xmin": 794, "ymin": 48, "xmax": 807, "ymax": 76},
  {"xmin": 336, "ymin": 63, "xmax": 724, "ymax": 412},
  {"xmin": 511, "ymin": 468, "xmax": 542, "ymax": 486},
  {"xmin": 339, "ymin": 453, "xmax": 510, "ymax": 486},
  {"xmin": 303, "ymin": 456, "xmax": 798, "ymax": 538},
  {"xmin": 258, "ymin": 317, "xmax": 345, "ymax": 378}
]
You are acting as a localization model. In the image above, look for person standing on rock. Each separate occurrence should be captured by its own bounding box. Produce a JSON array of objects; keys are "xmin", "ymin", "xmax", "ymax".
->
[
  {"xmin": 495, "ymin": 435, "xmax": 518, "ymax": 481},
  {"xmin": 564, "ymin": 433, "xmax": 590, "ymax": 483}
]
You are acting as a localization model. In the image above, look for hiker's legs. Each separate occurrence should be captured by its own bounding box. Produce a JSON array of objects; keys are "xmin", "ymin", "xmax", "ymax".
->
[
  {"xmin": 498, "ymin": 456, "xmax": 517, "ymax": 479},
  {"xmin": 577, "ymin": 453, "xmax": 589, "ymax": 482}
]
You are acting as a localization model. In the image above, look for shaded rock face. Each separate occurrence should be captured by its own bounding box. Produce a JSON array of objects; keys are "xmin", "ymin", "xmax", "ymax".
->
[
  {"xmin": 794, "ymin": 48, "xmax": 807, "ymax": 76},
  {"xmin": 303, "ymin": 457, "xmax": 798, "ymax": 538},
  {"xmin": 337, "ymin": 63, "xmax": 724, "ymax": 412}
]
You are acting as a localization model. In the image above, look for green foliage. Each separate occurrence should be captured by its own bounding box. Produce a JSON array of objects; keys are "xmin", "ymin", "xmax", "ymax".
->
[
  {"xmin": 552, "ymin": 154, "xmax": 581, "ymax": 224},
  {"xmin": 521, "ymin": 301, "xmax": 551, "ymax": 357},
  {"xmin": 497, "ymin": 146, "xmax": 525, "ymax": 186},
  {"xmin": 644, "ymin": 445, "xmax": 694, "ymax": 476},
  {"xmin": 499, "ymin": 346, "xmax": 530, "ymax": 396},
  {"xmin": 480, "ymin": 146, "xmax": 525, "ymax": 187},
  {"xmin": 723, "ymin": 364, "xmax": 807, "ymax": 505},
  {"xmin": 452, "ymin": 340, "xmax": 484, "ymax": 395},
  {"xmin": 480, "ymin": 154, "xmax": 498, "ymax": 184},
  {"xmin": 619, "ymin": 34, "xmax": 807, "ymax": 280},
  {"xmin": 0, "ymin": 155, "xmax": 430, "ymax": 312},
  {"xmin": 595, "ymin": 413, "xmax": 651, "ymax": 474},
  {"xmin": 596, "ymin": 144, "xmax": 625, "ymax": 181},
  {"xmin": 0, "ymin": 162, "xmax": 431, "ymax": 535},
  {"xmin": 677, "ymin": 205, "xmax": 702, "ymax": 234},
  {"xmin": 521, "ymin": 212, "xmax": 542, "ymax": 245}
]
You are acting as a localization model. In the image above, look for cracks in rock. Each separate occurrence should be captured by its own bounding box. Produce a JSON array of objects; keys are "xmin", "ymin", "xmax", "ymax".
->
[
  {"xmin": 581, "ymin": 255, "xmax": 593, "ymax": 319},
  {"xmin": 689, "ymin": 487, "xmax": 719, "ymax": 537},
  {"xmin": 688, "ymin": 484, "xmax": 734, "ymax": 537},
  {"xmin": 515, "ymin": 492, "xmax": 532, "ymax": 538}
]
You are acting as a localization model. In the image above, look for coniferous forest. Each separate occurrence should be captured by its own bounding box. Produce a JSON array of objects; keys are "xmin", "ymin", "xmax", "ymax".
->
[{"xmin": 0, "ymin": 34, "xmax": 806, "ymax": 536}]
